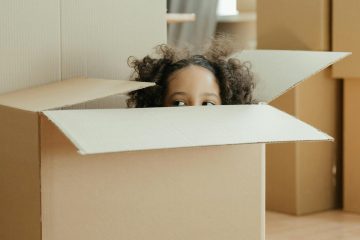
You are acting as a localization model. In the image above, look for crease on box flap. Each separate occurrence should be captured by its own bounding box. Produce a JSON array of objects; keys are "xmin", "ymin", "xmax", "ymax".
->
[
  {"xmin": 42, "ymin": 105, "xmax": 332, "ymax": 155},
  {"xmin": 0, "ymin": 78, "xmax": 155, "ymax": 112},
  {"xmin": 233, "ymin": 50, "xmax": 351, "ymax": 102}
]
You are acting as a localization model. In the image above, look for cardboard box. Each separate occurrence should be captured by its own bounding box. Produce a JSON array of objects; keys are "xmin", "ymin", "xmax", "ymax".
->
[
  {"xmin": 0, "ymin": 50, "xmax": 347, "ymax": 240},
  {"xmin": 0, "ymin": 78, "xmax": 154, "ymax": 240},
  {"xmin": 332, "ymin": 0, "xmax": 360, "ymax": 78},
  {"xmin": 266, "ymin": 69, "xmax": 342, "ymax": 214},
  {"xmin": 257, "ymin": 0, "xmax": 342, "ymax": 215},
  {"xmin": 257, "ymin": 0, "xmax": 330, "ymax": 51},
  {"xmin": 0, "ymin": 0, "xmax": 166, "ymax": 105},
  {"xmin": 332, "ymin": 0, "xmax": 360, "ymax": 214},
  {"xmin": 344, "ymin": 78, "xmax": 360, "ymax": 214}
]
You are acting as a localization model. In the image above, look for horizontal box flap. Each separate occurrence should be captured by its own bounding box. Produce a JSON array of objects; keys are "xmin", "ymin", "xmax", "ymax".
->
[
  {"xmin": 234, "ymin": 50, "xmax": 350, "ymax": 102},
  {"xmin": 43, "ymin": 105, "xmax": 332, "ymax": 155},
  {"xmin": 0, "ymin": 78, "xmax": 154, "ymax": 112}
]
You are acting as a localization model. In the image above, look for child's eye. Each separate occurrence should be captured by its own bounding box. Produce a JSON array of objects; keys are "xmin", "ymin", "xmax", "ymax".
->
[
  {"xmin": 172, "ymin": 100, "xmax": 186, "ymax": 106},
  {"xmin": 202, "ymin": 101, "xmax": 215, "ymax": 106}
]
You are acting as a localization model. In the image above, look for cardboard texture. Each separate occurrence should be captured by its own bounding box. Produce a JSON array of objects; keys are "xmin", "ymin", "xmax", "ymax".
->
[
  {"xmin": 234, "ymin": 50, "xmax": 348, "ymax": 103},
  {"xmin": 0, "ymin": 78, "xmax": 155, "ymax": 112},
  {"xmin": 0, "ymin": 50, "xmax": 347, "ymax": 240},
  {"xmin": 0, "ymin": 0, "xmax": 166, "ymax": 103},
  {"xmin": 266, "ymin": 69, "xmax": 342, "ymax": 214},
  {"xmin": 257, "ymin": 0, "xmax": 345, "ymax": 215},
  {"xmin": 60, "ymin": 0, "xmax": 166, "ymax": 81},
  {"xmin": 344, "ymin": 79, "xmax": 360, "ymax": 214},
  {"xmin": 332, "ymin": 0, "xmax": 360, "ymax": 78},
  {"xmin": 0, "ymin": 0, "xmax": 60, "ymax": 94},
  {"xmin": 333, "ymin": 1, "xmax": 360, "ymax": 214},
  {"xmin": 0, "ymin": 0, "xmax": 167, "ymax": 239},
  {"xmin": 0, "ymin": 78, "xmax": 153, "ymax": 240},
  {"xmin": 257, "ymin": 0, "xmax": 330, "ymax": 51},
  {"xmin": 0, "ymin": 105, "xmax": 41, "ymax": 240},
  {"xmin": 41, "ymin": 119, "xmax": 265, "ymax": 240},
  {"xmin": 60, "ymin": 0, "xmax": 166, "ymax": 109}
]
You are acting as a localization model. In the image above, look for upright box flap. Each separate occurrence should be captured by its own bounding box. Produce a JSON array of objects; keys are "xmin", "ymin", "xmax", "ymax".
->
[
  {"xmin": 0, "ymin": 78, "xmax": 154, "ymax": 112},
  {"xmin": 43, "ymin": 105, "xmax": 331, "ymax": 155},
  {"xmin": 234, "ymin": 50, "xmax": 350, "ymax": 102}
]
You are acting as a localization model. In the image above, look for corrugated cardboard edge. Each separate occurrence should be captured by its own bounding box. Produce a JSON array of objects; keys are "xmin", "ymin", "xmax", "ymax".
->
[
  {"xmin": 40, "ymin": 113, "xmax": 87, "ymax": 154},
  {"xmin": 271, "ymin": 103, "xmax": 334, "ymax": 141},
  {"xmin": 260, "ymin": 144, "xmax": 266, "ymax": 240},
  {"xmin": 79, "ymin": 140, "xmax": 333, "ymax": 156},
  {"xmin": 41, "ymin": 104, "xmax": 333, "ymax": 156},
  {"xmin": 0, "ymin": 104, "xmax": 42, "ymax": 240}
]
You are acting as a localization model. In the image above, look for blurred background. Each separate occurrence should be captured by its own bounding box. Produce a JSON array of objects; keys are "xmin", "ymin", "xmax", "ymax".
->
[{"xmin": 167, "ymin": 0, "xmax": 256, "ymax": 50}]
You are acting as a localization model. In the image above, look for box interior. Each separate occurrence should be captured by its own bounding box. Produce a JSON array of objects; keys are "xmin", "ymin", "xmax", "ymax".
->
[{"xmin": 234, "ymin": 50, "xmax": 349, "ymax": 102}]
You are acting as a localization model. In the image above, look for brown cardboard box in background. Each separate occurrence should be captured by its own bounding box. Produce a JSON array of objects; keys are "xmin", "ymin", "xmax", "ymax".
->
[
  {"xmin": 266, "ymin": 70, "xmax": 341, "ymax": 215},
  {"xmin": 343, "ymin": 79, "xmax": 360, "ymax": 214},
  {"xmin": 332, "ymin": 0, "xmax": 360, "ymax": 214},
  {"xmin": 332, "ymin": 0, "xmax": 360, "ymax": 78},
  {"xmin": 257, "ymin": 0, "xmax": 330, "ymax": 51},
  {"xmin": 257, "ymin": 0, "xmax": 342, "ymax": 215}
]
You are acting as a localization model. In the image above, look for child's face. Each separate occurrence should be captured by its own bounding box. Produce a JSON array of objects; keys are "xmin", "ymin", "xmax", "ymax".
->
[{"xmin": 163, "ymin": 65, "xmax": 221, "ymax": 107}]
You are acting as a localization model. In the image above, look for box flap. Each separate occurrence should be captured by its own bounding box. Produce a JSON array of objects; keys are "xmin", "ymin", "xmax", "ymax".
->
[
  {"xmin": 43, "ymin": 105, "xmax": 332, "ymax": 155},
  {"xmin": 0, "ymin": 78, "xmax": 155, "ymax": 112},
  {"xmin": 234, "ymin": 50, "xmax": 350, "ymax": 102}
]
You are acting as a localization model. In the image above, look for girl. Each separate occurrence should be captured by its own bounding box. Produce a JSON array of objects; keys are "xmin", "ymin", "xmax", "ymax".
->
[{"xmin": 127, "ymin": 37, "xmax": 255, "ymax": 107}]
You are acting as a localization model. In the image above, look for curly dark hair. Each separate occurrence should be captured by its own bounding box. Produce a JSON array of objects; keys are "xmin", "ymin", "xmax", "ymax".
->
[{"xmin": 127, "ymin": 36, "xmax": 255, "ymax": 107}]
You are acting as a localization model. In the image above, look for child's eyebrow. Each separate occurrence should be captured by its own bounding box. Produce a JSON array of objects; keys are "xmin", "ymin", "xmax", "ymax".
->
[
  {"xmin": 202, "ymin": 93, "xmax": 220, "ymax": 99},
  {"xmin": 168, "ymin": 92, "xmax": 187, "ymax": 98}
]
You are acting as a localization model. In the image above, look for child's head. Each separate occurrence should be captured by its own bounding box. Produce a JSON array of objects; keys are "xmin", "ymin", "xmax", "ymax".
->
[{"xmin": 127, "ymin": 36, "xmax": 255, "ymax": 107}]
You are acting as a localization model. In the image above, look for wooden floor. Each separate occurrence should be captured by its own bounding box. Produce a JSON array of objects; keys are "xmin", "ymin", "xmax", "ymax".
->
[{"xmin": 266, "ymin": 210, "xmax": 360, "ymax": 240}]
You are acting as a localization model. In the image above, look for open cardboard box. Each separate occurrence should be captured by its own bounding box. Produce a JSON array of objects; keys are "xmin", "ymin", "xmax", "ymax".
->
[{"xmin": 0, "ymin": 50, "xmax": 349, "ymax": 240}]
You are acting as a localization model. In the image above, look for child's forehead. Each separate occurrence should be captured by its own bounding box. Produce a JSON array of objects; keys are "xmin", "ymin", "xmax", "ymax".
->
[
  {"xmin": 167, "ymin": 65, "xmax": 217, "ymax": 82},
  {"xmin": 166, "ymin": 67, "xmax": 220, "ymax": 92}
]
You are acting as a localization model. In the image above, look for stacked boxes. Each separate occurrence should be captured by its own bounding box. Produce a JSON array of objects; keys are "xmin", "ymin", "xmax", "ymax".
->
[
  {"xmin": 257, "ymin": 0, "xmax": 342, "ymax": 215},
  {"xmin": 333, "ymin": 0, "xmax": 360, "ymax": 214}
]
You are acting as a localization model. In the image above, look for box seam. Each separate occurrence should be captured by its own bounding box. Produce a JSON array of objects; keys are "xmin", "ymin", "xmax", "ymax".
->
[{"xmin": 38, "ymin": 114, "xmax": 43, "ymax": 240}]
